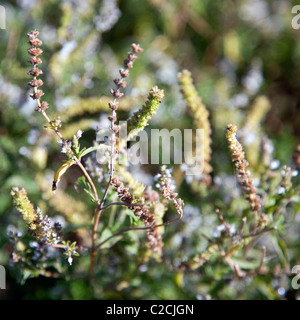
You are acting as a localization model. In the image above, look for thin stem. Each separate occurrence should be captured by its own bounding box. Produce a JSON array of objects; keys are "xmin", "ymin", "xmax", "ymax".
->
[
  {"xmin": 100, "ymin": 202, "xmax": 144, "ymax": 211},
  {"xmin": 95, "ymin": 210, "xmax": 183, "ymax": 251},
  {"xmin": 109, "ymin": 99, "xmax": 117, "ymax": 179},
  {"xmin": 46, "ymin": 243, "xmax": 68, "ymax": 249},
  {"xmin": 238, "ymin": 217, "xmax": 247, "ymax": 236},
  {"xmin": 89, "ymin": 176, "xmax": 112, "ymax": 275},
  {"xmin": 96, "ymin": 226, "xmax": 150, "ymax": 249},
  {"xmin": 32, "ymin": 84, "xmax": 65, "ymax": 142},
  {"xmin": 242, "ymin": 226, "xmax": 276, "ymax": 239},
  {"xmin": 224, "ymin": 256, "xmax": 246, "ymax": 278},
  {"xmin": 255, "ymin": 246, "xmax": 266, "ymax": 274},
  {"xmin": 41, "ymin": 109, "xmax": 65, "ymax": 142},
  {"xmin": 216, "ymin": 208, "xmax": 231, "ymax": 234},
  {"xmin": 76, "ymin": 161, "xmax": 99, "ymax": 203}
]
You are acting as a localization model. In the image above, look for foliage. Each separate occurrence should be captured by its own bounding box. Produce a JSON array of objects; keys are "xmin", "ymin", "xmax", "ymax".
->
[{"xmin": 1, "ymin": 0, "xmax": 300, "ymax": 300}]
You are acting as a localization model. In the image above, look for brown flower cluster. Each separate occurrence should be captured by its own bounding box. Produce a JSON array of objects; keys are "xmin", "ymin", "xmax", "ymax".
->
[
  {"xmin": 143, "ymin": 186, "xmax": 160, "ymax": 203},
  {"xmin": 27, "ymin": 30, "xmax": 48, "ymax": 112},
  {"xmin": 108, "ymin": 44, "xmax": 143, "ymax": 158},
  {"xmin": 225, "ymin": 124, "xmax": 261, "ymax": 212},
  {"xmin": 111, "ymin": 177, "xmax": 163, "ymax": 255}
]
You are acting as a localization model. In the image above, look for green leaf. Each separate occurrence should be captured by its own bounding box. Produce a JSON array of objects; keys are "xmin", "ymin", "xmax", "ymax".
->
[
  {"xmin": 77, "ymin": 177, "xmax": 97, "ymax": 203},
  {"xmin": 271, "ymin": 234, "xmax": 289, "ymax": 266},
  {"xmin": 70, "ymin": 241, "xmax": 77, "ymax": 250},
  {"xmin": 270, "ymin": 214, "xmax": 285, "ymax": 231},
  {"xmin": 77, "ymin": 176, "xmax": 89, "ymax": 190},
  {"xmin": 79, "ymin": 144, "xmax": 109, "ymax": 159}
]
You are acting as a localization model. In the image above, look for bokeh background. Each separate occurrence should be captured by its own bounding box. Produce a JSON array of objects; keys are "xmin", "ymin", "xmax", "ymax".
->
[{"xmin": 1, "ymin": 0, "xmax": 300, "ymax": 300}]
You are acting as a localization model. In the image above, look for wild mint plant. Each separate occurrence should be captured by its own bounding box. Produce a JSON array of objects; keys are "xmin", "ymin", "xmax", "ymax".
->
[{"xmin": 8, "ymin": 29, "xmax": 300, "ymax": 298}]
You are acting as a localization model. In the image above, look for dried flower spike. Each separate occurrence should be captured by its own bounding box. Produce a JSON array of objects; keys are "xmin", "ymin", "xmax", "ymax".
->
[
  {"xmin": 27, "ymin": 30, "xmax": 48, "ymax": 113},
  {"xmin": 108, "ymin": 43, "xmax": 143, "ymax": 175},
  {"xmin": 225, "ymin": 124, "xmax": 261, "ymax": 212},
  {"xmin": 131, "ymin": 43, "xmax": 143, "ymax": 54},
  {"xmin": 117, "ymin": 166, "xmax": 145, "ymax": 199},
  {"xmin": 111, "ymin": 177, "xmax": 163, "ymax": 255}
]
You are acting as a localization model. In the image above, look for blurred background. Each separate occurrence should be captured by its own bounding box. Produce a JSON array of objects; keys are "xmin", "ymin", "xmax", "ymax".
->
[{"xmin": 0, "ymin": 0, "xmax": 300, "ymax": 300}]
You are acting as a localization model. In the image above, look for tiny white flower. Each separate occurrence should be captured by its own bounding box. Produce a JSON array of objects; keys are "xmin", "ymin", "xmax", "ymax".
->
[
  {"xmin": 292, "ymin": 170, "xmax": 299, "ymax": 177},
  {"xmin": 281, "ymin": 169, "xmax": 287, "ymax": 176},
  {"xmin": 278, "ymin": 186, "xmax": 286, "ymax": 195},
  {"xmin": 270, "ymin": 160, "xmax": 280, "ymax": 170},
  {"xmin": 76, "ymin": 129, "xmax": 83, "ymax": 139},
  {"xmin": 29, "ymin": 241, "xmax": 38, "ymax": 248}
]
